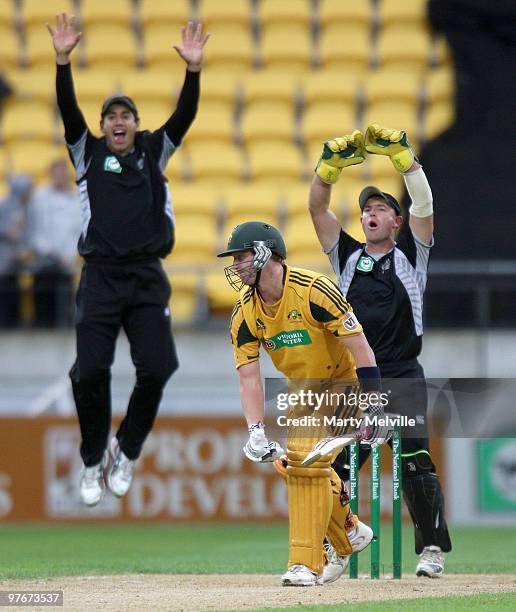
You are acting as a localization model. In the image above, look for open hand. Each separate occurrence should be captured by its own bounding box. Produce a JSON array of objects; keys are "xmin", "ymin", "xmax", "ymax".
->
[
  {"xmin": 173, "ymin": 22, "xmax": 209, "ymax": 71},
  {"xmin": 46, "ymin": 13, "xmax": 82, "ymax": 60}
]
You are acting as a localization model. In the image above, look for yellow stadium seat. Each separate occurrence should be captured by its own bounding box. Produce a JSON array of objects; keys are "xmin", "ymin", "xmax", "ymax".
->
[
  {"xmin": 433, "ymin": 35, "xmax": 452, "ymax": 68},
  {"xmin": 424, "ymin": 68, "xmax": 454, "ymax": 106},
  {"xmin": 163, "ymin": 150, "xmax": 187, "ymax": 182},
  {"xmin": 189, "ymin": 143, "xmax": 243, "ymax": 183},
  {"xmin": 259, "ymin": 0, "xmax": 312, "ymax": 30},
  {"xmin": 247, "ymin": 142, "xmax": 304, "ymax": 183},
  {"xmin": 171, "ymin": 183, "xmax": 222, "ymax": 217},
  {"xmin": 166, "ymin": 271, "xmax": 201, "ymax": 324},
  {"xmin": 241, "ymin": 71, "xmax": 299, "ymax": 113},
  {"xmin": 24, "ymin": 27, "xmax": 62, "ymax": 69},
  {"xmin": 143, "ymin": 23, "xmax": 185, "ymax": 70},
  {"xmin": 283, "ymin": 217, "xmax": 326, "ymax": 266},
  {"xmin": 223, "ymin": 184, "xmax": 281, "ymax": 228},
  {"xmin": 170, "ymin": 214, "xmax": 218, "ymax": 264},
  {"xmin": 72, "ymin": 70, "xmax": 119, "ymax": 102},
  {"xmin": 377, "ymin": 27, "xmax": 431, "ymax": 72},
  {"xmin": 240, "ymin": 104, "xmax": 293, "ymax": 144},
  {"xmin": 71, "ymin": 100, "xmax": 103, "ymax": 134},
  {"xmin": 319, "ymin": 24, "xmax": 371, "ymax": 72},
  {"xmin": 362, "ymin": 107, "xmax": 419, "ymax": 146},
  {"xmin": 319, "ymin": 0, "xmax": 372, "ymax": 28},
  {"xmin": 22, "ymin": 0, "xmax": 74, "ymax": 32},
  {"xmin": 118, "ymin": 71, "xmax": 177, "ymax": 105},
  {"xmin": 223, "ymin": 211, "xmax": 278, "ymax": 236},
  {"xmin": 0, "ymin": 0, "xmax": 15, "ymax": 28},
  {"xmin": 206, "ymin": 268, "xmax": 238, "ymax": 312},
  {"xmin": 379, "ymin": 0, "xmax": 427, "ymax": 30},
  {"xmin": 80, "ymin": 0, "xmax": 134, "ymax": 27},
  {"xmin": 424, "ymin": 103, "xmax": 454, "ymax": 141},
  {"xmin": 330, "ymin": 176, "xmax": 368, "ymax": 215},
  {"xmin": 303, "ymin": 102, "xmax": 357, "ymax": 148},
  {"xmin": 0, "ymin": 26, "xmax": 21, "ymax": 69},
  {"xmin": 139, "ymin": 0, "xmax": 191, "ymax": 29},
  {"xmin": 5, "ymin": 142, "xmax": 68, "ymax": 182},
  {"xmin": 203, "ymin": 24, "xmax": 255, "ymax": 72},
  {"xmin": 281, "ymin": 181, "xmax": 311, "ymax": 221},
  {"xmin": 197, "ymin": 72, "xmax": 239, "ymax": 108},
  {"xmin": 2, "ymin": 102, "xmax": 56, "ymax": 144},
  {"xmin": 260, "ymin": 25, "xmax": 313, "ymax": 72},
  {"xmin": 83, "ymin": 24, "xmax": 138, "ymax": 71},
  {"xmin": 362, "ymin": 152, "xmax": 404, "ymax": 182},
  {"xmin": 344, "ymin": 215, "xmax": 366, "ymax": 243},
  {"xmin": 302, "ymin": 71, "xmax": 361, "ymax": 109},
  {"xmin": 7, "ymin": 70, "xmax": 55, "ymax": 105},
  {"xmin": 184, "ymin": 102, "xmax": 235, "ymax": 144},
  {"xmin": 198, "ymin": 0, "xmax": 251, "ymax": 30},
  {"xmin": 364, "ymin": 70, "xmax": 422, "ymax": 108},
  {"xmin": 133, "ymin": 100, "xmax": 174, "ymax": 131}
]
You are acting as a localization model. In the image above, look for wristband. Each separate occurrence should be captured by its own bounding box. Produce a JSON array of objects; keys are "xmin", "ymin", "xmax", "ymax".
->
[{"xmin": 356, "ymin": 366, "xmax": 382, "ymax": 393}]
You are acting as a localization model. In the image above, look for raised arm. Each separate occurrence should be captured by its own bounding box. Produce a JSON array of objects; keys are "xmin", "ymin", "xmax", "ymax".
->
[
  {"xmin": 364, "ymin": 124, "xmax": 434, "ymax": 245},
  {"xmin": 47, "ymin": 13, "xmax": 87, "ymax": 144},
  {"xmin": 163, "ymin": 22, "xmax": 209, "ymax": 146},
  {"xmin": 309, "ymin": 132, "xmax": 366, "ymax": 250}
]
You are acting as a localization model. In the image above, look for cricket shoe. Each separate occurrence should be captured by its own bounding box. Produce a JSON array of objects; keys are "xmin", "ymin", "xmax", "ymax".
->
[
  {"xmin": 323, "ymin": 521, "xmax": 374, "ymax": 584},
  {"xmin": 79, "ymin": 453, "xmax": 107, "ymax": 506},
  {"xmin": 416, "ymin": 545, "xmax": 444, "ymax": 578},
  {"xmin": 107, "ymin": 437, "xmax": 136, "ymax": 497},
  {"xmin": 281, "ymin": 564, "xmax": 323, "ymax": 587}
]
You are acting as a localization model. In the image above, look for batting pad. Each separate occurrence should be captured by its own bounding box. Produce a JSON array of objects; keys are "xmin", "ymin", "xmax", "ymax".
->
[
  {"xmin": 286, "ymin": 443, "xmax": 332, "ymax": 575},
  {"xmin": 327, "ymin": 468, "xmax": 354, "ymax": 557}
]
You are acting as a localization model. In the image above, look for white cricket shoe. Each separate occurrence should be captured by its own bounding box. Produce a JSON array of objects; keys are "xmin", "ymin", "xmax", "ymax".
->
[
  {"xmin": 323, "ymin": 540, "xmax": 350, "ymax": 584},
  {"xmin": 107, "ymin": 437, "xmax": 136, "ymax": 497},
  {"xmin": 79, "ymin": 458, "xmax": 106, "ymax": 506},
  {"xmin": 281, "ymin": 564, "xmax": 323, "ymax": 587},
  {"xmin": 416, "ymin": 545, "xmax": 444, "ymax": 578},
  {"xmin": 323, "ymin": 521, "xmax": 373, "ymax": 584}
]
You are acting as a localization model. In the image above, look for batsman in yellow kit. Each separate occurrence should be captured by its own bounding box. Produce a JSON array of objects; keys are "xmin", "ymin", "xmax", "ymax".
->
[{"xmin": 218, "ymin": 222, "xmax": 391, "ymax": 586}]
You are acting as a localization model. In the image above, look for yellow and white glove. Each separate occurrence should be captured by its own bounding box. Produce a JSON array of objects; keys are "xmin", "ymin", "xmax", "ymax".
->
[
  {"xmin": 364, "ymin": 123, "xmax": 417, "ymax": 173},
  {"xmin": 315, "ymin": 130, "xmax": 366, "ymax": 184}
]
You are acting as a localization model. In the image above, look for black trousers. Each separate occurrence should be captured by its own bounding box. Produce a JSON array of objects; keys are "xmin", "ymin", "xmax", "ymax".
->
[
  {"xmin": 69, "ymin": 260, "xmax": 178, "ymax": 466},
  {"xmin": 333, "ymin": 360, "xmax": 452, "ymax": 553}
]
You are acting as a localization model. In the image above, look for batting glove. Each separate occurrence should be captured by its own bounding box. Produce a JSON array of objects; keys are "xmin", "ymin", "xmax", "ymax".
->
[
  {"xmin": 356, "ymin": 404, "xmax": 393, "ymax": 448},
  {"xmin": 252, "ymin": 243, "xmax": 272, "ymax": 271},
  {"xmin": 243, "ymin": 422, "xmax": 284, "ymax": 463},
  {"xmin": 364, "ymin": 123, "xmax": 417, "ymax": 173},
  {"xmin": 315, "ymin": 130, "xmax": 366, "ymax": 184}
]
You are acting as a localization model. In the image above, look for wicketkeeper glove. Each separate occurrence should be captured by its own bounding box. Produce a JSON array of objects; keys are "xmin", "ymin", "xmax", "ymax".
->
[
  {"xmin": 243, "ymin": 422, "xmax": 284, "ymax": 463},
  {"xmin": 315, "ymin": 130, "xmax": 366, "ymax": 184},
  {"xmin": 364, "ymin": 123, "xmax": 417, "ymax": 173}
]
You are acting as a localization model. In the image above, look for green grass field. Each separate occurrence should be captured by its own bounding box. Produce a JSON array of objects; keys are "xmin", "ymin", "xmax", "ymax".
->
[
  {"xmin": 253, "ymin": 593, "xmax": 516, "ymax": 612},
  {"xmin": 1, "ymin": 523, "xmax": 516, "ymax": 580}
]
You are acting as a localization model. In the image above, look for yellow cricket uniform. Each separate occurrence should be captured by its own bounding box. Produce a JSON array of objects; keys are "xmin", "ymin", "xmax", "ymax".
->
[
  {"xmin": 229, "ymin": 266, "xmax": 364, "ymax": 574},
  {"xmin": 230, "ymin": 266, "xmax": 363, "ymax": 380}
]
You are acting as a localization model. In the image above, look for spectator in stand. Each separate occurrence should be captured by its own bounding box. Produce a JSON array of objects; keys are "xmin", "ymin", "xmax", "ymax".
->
[
  {"xmin": 26, "ymin": 158, "xmax": 81, "ymax": 327},
  {"xmin": 0, "ymin": 175, "xmax": 33, "ymax": 327}
]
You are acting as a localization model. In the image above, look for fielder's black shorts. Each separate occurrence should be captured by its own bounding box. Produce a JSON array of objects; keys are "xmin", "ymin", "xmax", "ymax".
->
[{"xmin": 70, "ymin": 258, "xmax": 178, "ymax": 465}]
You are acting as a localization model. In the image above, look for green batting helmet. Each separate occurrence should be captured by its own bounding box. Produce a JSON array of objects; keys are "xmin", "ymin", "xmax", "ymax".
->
[{"xmin": 217, "ymin": 221, "xmax": 287, "ymax": 259}]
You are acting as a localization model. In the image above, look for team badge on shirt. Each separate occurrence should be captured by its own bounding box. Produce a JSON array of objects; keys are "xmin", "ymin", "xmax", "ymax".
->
[
  {"xmin": 287, "ymin": 309, "xmax": 302, "ymax": 321},
  {"xmin": 104, "ymin": 156, "xmax": 122, "ymax": 173},
  {"xmin": 343, "ymin": 312, "xmax": 360, "ymax": 331},
  {"xmin": 356, "ymin": 255, "xmax": 374, "ymax": 273}
]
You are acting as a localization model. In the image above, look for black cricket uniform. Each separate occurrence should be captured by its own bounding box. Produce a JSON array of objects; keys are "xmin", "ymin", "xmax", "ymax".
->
[
  {"xmin": 327, "ymin": 221, "xmax": 451, "ymax": 554},
  {"xmin": 56, "ymin": 63, "xmax": 199, "ymax": 467}
]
